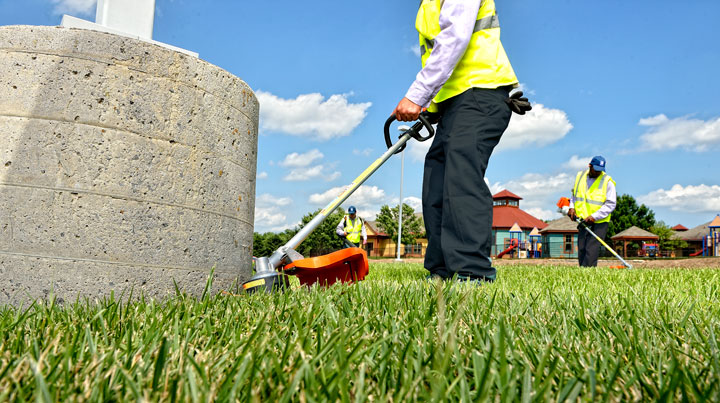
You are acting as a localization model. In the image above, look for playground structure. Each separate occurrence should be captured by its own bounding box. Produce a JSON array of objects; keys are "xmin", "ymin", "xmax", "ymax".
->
[
  {"xmin": 689, "ymin": 247, "xmax": 707, "ymax": 257},
  {"xmin": 699, "ymin": 215, "xmax": 720, "ymax": 257},
  {"xmin": 684, "ymin": 214, "xmax": 720, "ymax": 257},
  {"xmin": 497, "ymin": 238, "xmax": 519, "ymax": 258},
  {"xmin": 496, "ymin": 224, "xmax": 543, "ymax": 259},
  {"xmin": 529, "ymin": 227, "xmax": 542, "ymax": 258}
]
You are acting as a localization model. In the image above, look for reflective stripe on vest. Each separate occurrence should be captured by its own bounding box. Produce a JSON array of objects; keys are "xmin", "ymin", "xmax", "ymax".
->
[
  {"xmin": 344, "ymin": 216, "xmax": 363, "ymax": 244},
  {"xmin": 416, "ymin": 0, "xmax": 518, "ymax": 106},
  {"xmin": 572, "ymin": 170, "xmax": 616, "ymax": 224},
  {"xmin": 419, "ymin": 14, "xmax": 499, "ymax": 56}
]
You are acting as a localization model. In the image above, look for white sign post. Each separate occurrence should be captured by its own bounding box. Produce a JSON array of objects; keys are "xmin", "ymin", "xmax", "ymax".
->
[
  {"xmin": 95, "ymin": 0, "xmax": 155, "ymax": 40},
  {"xmin": 60, "ymin": 0, "xmax": 198, "ymax": 57}
]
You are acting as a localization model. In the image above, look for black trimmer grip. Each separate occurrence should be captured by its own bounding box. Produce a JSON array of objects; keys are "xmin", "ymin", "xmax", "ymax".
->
[
  {"xmin": 384, "ymin": 112, "xmax": 437, "ymax": 154},
  {"xmin": 414, "ymin": 112, "xmax": 436, "ymax": 141},
  {"xmin": 384, "ymin": 114, "xmax": 398, "ymax": 150}
]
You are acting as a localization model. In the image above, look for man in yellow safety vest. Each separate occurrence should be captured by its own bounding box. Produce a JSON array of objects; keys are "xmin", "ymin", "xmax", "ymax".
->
[
  {"xmin": 336, "ymin": 206, "xmax": 367, "ymax": 248},
  {"xmin": 393, "ymin": 0, "xmax": 530, "ymax": 283},
  {"xmin": 568, "ymin": 156, "xmax": 617, "ymax": 267}
]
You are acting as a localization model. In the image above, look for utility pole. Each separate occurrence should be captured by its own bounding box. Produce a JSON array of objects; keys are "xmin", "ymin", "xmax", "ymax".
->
[{"xmin": 396, "ymin": 125, "xmax": 410, "ymax": 261}]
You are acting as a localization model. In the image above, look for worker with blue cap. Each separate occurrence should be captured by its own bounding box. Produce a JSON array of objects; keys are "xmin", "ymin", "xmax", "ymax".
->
[
  {"xmin": 336, "ymin": 206, "xmax": 367, "ymax": 248},
  {"xmin": 568, "ymin": 156, "xmax": 617, "ymax": 267}
]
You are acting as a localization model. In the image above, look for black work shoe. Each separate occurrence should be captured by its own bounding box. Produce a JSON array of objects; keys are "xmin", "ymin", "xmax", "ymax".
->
[
  {"xmin": 425, "ymin": 274, "xmax": 445, "ymax": 282},
  {"xmin": 455, "ymin": 274, "xmax": 495, "ymax": 285}
]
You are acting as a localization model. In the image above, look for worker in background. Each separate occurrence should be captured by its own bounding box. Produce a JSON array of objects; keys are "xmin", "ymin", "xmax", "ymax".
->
[
  {"xmin": 392, "ymin": 0, "xmax": 531, "ymax": 283},
  {"xmin": 336, "ymin": 206, "xmax": 367, "ymax": 248},
  {"xmin": 568, "ymin": 156, "xmax": 617, "ymax": 267}
]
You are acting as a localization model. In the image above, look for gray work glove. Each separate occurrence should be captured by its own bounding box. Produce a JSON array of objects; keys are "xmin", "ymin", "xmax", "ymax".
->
[{"xmin": 505, "ymin": 91, "xmax": 532, "ymax": 115}]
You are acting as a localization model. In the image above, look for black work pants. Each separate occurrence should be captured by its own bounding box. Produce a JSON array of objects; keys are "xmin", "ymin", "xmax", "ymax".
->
[
  {"xmin": 577, "ymin": 221, "xmax": 609, "ymax": 267},
  {"xmin": 422, "ymin": 87, "xmax": 511, "ymax": 280}
]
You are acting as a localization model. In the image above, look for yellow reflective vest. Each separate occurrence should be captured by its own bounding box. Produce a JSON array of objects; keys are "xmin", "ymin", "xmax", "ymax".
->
[
  {"xmin": 416, "ymin": 0, "xmax": 518, "ymax": 108},
  {"xmin": 343, "ymin": 216, "xmax": 364, "ymax": 244},
  {"xmin": 572, "ymin": 170, "xmax": 616, "ymax": 224}
]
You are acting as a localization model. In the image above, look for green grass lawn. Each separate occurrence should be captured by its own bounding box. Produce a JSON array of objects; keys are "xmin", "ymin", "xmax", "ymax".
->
[{"xmin": 1, "ymin": 263, "xmax": 719, "ymax": 401}]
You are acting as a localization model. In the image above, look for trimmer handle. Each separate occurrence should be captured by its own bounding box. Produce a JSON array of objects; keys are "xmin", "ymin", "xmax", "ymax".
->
[{"xmin": 384, "ymin": 111, "xmax": 436, "ymax": 154}]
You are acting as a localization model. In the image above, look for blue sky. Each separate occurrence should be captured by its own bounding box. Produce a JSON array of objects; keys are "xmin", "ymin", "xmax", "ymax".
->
[{"xmin": 2, "ymin": 0, "xmax": 719, "ymax": 233}]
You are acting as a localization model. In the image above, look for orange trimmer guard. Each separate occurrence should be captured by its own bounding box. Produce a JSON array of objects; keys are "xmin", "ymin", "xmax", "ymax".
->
[{"xmin": 282, "ymin": 247, "xmax": 369, "ymax": 287}]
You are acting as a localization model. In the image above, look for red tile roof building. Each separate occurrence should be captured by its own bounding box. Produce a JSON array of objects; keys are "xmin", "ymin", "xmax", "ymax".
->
[{"xmin": 492, "ymin": 191, "xmax": 547, "ymax": 230}]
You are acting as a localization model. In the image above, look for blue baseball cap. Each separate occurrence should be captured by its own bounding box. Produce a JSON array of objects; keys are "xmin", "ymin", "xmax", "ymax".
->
[
  {"xmin": 348, "ymin": 206, "xmax": 357, "ymax": 214},
  {"xmin": 590, "ymin": 156, "xmax": 606, "ymax": 172}
]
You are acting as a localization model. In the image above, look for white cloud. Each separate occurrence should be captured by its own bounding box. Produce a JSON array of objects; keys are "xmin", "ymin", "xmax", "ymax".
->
[
  {"xmin": 50, "ymin": 0, "xmax": 96, "ymax": 15},
  {"xmin": 283, "ymin": 164, "xmax": 340, "ymax": 182},
  {"xmin": 403, "ymin": 196, "xmax": 422, "ymax": 212},
  {"xmin": 407, "ymin": 138, "xmax": 431, "ymax": 162},
  {"xmin": 254, "ymin": 207, "xmax": 286, "ymax": 227},
  {"xmin": 254, "ymin": 193, "xmax": 295, "ymax": 232},
  {"xmin": 353, "ymin": 148, "xmax": 373, "ymax": 157},
  {"xmin": 278, "ymin": 149, "xmax": 324, "ymax": 168},
  {"xmin": 257, "ymin": 171, "xmax": 268, "ymax": 180},
  {"xmin": 309, "ymin": 185, "xmax": 388, "ymax": 219},
  {"xmin": 489, "ymin": 172, "xmax": 574, "ymax": 197},
  {"xmin": 498, "ymin": 104, "xmax": 573, "ymax": 151},
  {"xmin": 515, "ymin": 83, "xmax": 536, "ymax": 97},
  {"xmin": 410, "ymin": 44, "xmax": 421, "ymax": 57},
  {"xmin": 406, "ymin": 125, "xmax": 436, "ymax": 162},
  {"xmin": 639, "ymin": 114, "xmax": 720, "ymax": 152},
  {"xmin": 325, "ymin": 171, "xmax": 341, "ymax": 182},
  {"xmin": 638, "ymin": 114, "xmax": 670, "ymax": 126},
  {"xmin": 309, "ymin": 185, "xmax": 386, "ymax": 205},
  {"xmin": 523, "ymin": 207, "xmax": 558, "ymax": 222},
  {"xmin": 386, "ymin": 196, "xmax": 423, "ymax": 212},
  {"xmin": 562, "ymin": 155, "xmax": 592, "ymax": 171},
  {"xmin": 256, "ymin": 91, "xmax": 372, "ymax": 141},
  {"xmin": 638, "ymin": 184, "xmax": 720, "ymax": 213},
  {"xmin": 257, "ymin": 193, "xmax": 292, "ymax": 207}
]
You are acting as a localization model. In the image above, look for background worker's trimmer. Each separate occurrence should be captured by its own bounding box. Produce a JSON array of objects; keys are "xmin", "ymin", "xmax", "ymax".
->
[
  {"xmin": 556, "ymin": 197, "xmax": 633, "ymax": 269},
  {"xmin": 243, "ymin": 113, "xmax": 436, "ymax": 293}
]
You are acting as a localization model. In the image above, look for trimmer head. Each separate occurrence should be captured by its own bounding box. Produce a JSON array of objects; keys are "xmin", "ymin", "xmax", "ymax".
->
[
  {"xmin": 242, "ymin": 270, "xmax": 290, "ymax": 293},
  {"xmin": 242, "ymin": 248, "xmax": 369, "ymax": 293},
  {"xmin": 242, "ymin": 256, "xmax": 291, "ymax": 293}
]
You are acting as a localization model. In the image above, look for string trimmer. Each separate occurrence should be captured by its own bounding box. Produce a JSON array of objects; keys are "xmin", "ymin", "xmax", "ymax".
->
[
  {"xmin": 556, "ymin": 197, "xmax": 632, "ymax": 269},
  {"xmin": 243, "ymin": 113, "xmax": 436, "ymax": 293}
]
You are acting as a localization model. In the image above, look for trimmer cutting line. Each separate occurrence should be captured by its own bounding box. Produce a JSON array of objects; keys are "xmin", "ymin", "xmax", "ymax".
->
[
  {"xmin": 243, "ymin": 113, "xmax": 436, "ymax": 293},
  {"xmin": 556, "ymin": 197, "xmax": 632, "ymax": 269}
]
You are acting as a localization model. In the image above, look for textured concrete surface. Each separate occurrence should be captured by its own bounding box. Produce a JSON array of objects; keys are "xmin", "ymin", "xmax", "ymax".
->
[{"xmin": 0, "ymin": 25, "xmax": 258, "ymax": 305}]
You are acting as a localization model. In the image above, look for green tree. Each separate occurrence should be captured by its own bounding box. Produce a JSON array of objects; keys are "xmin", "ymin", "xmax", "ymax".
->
[
  {"xmin": 294, "ymin": 208, "xmax": 348, "ymax": 257},
  {"xmin": 650, "ymin": 221, "xmax": 688, "ymax": 253},
  {"xmin": 252, "ymin": 229, "xmax": 295, "ymax": 258},
  {"xmin": 375, "ymin": 203, "xmax": 425, "ymax": 246},
  {"xmin": 608, "ymin": 194, "xmax": 656, "ymax": 238}
]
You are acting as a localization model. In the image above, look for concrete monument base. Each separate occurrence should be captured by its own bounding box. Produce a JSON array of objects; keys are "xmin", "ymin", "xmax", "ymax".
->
[{"xmin": 0, "ymin": 26, "xmax": 258, "ymax": 305}]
